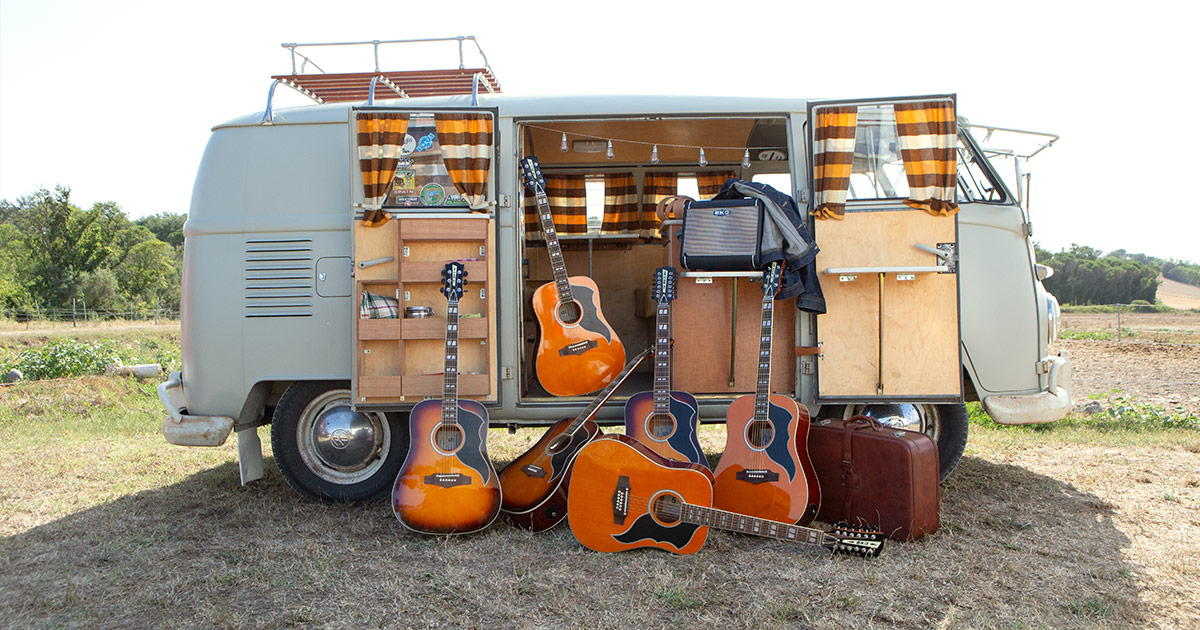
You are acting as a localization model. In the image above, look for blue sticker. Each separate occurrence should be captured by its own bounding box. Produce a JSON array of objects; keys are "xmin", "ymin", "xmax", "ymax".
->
[{"xmin": 415, "ymin": 133, "xmax": 436, "ymax": 153}]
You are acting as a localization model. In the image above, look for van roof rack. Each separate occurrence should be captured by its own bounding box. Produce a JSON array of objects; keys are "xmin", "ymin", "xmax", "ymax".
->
[{"xmin": 262, "ymin": 37, "xmax": 501, "ymax": 123}]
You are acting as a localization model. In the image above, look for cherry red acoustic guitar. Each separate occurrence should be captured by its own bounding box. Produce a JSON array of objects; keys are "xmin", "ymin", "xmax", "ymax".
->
[
  {"xmin": 623, "ymin": 267, "xmax": 706, "ymax": 467},
  {"xmin": 392, "ymin": 262, "xmax": 501, "ymax": 535},
  {"xmin": 567, "ymin": 435, "xmax": 883, "ymax": 557},
  {"xmin": 498, "ymin": 347, "xmax": 652, "ymax": 532},
  {"xmin": 712, "ymin": 261, "xmax": 820, "ymax": 525},
  {"xmin": 521, "ymin": 156, "xmax": 626, "ymax": 397}
]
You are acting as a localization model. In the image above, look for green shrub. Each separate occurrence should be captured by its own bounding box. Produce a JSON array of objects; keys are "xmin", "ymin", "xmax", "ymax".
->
[{"xmin": 2, "ymin": 339, "xmax": 121, "ymax": 380}]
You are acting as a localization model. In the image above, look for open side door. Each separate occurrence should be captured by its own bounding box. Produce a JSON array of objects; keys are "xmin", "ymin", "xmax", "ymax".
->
[
  {"xmin": 350, "ymin": 107, "xmax": 500, "ymax": 409},
  {"xmin": 806, "ymin": 96, "xmax": 962, "ymax": 403}
]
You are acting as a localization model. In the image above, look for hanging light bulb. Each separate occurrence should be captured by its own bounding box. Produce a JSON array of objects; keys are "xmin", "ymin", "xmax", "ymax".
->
[
  {"xmin": 606, "ymin": 139, "xmax": 614, "ymax": 160},
  {"xmin": 560, "ymin": 133, "xmax": 568, "ymax": 152},
  {"xmin": 742, "ymin": 149, "xmax": 751, "ymax": 169},
  {"xmin": 650, "ymin": 145, "xmax": 659, "ymax": 164},
  {"xmin": 698, "ymin": 148, "xmax": 707, "ymax": 167}
]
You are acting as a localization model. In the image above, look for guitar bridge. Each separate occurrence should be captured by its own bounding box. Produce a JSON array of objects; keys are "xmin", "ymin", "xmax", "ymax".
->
[
  {"xmin": 424, "ymin": 473, "xmax": 471, "ymax": 488},
  {"xmin": 521, "ymin": 464, "xmax": 547, "ymax": 478},
  {"xmin": 559, "ymin": 340, "xmax": 599, "ymax": 356},
  {"xmin": 736, "ymin": 469, "xmax": 779, "ymax": 485},
  {"xmin": 611, "ymin": 475, "xmax": 630, "ymax": 525}
]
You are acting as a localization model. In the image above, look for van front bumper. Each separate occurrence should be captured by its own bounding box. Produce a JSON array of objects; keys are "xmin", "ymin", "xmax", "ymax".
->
[
  {"xmin": 158, "ymin": 371, "xmax": 234, "ymax": 446},
  {"xmin": 982, "ymin": 351, "xmax": 1072, "ymax": 425}
]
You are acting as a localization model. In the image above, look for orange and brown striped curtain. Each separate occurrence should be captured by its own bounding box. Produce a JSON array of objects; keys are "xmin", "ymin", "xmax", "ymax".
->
[
  {"xmin": 697, "ymin": 170, "xmax": 736, "ymax": 199},
  {"xmin": 434, "ymin": 113, "xmax": 493, "ymax": 211},
  {"xmin": 811, "ymin": 106, "xmax": 857, "ymax": 220},
  {"xmin": 640, "ymin": 172, "xmax": 679, "ymax": 237},
  {"xmin": 894, "ymin": 100, "xmax": 959, "ymax": 217},
  {"xmin": 601, "ymin": 173, "xmax": 638, "ymax": 234},
  {"xmin": 356, "ymin": 112, "xmax": 410, "ymax": 209},
  {"xmin": 524, "ymin": 174, "xmax": 588, "ymax": 238}
]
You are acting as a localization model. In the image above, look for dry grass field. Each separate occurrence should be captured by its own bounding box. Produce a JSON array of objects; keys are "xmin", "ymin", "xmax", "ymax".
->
[{"xmin": 1, "ymin": 317, "xmax": 1198, "ymax": 629}]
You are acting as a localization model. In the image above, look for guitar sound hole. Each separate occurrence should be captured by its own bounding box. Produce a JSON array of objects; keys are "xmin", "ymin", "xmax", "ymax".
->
[
  {"xmin": 647, "ymin": 414, "xmax": 675, "ymax": 439},
  {"xmin": 557, "ymin": 300, "xmax": 582, "ymax": 325},
  {"xmin": 547, "ymin": 434, "xmax": 571, "ymax": 453},
  {"xmin": 434, "ymin": 424, "xmax": 464, "ymax": 452},
  {"xmin": 747, "ymin": 420, "xmax": 774, "ymax": 448},
  {"xmin": 651, "ymin": 493, "xmax": 682, "ymax": 525}
]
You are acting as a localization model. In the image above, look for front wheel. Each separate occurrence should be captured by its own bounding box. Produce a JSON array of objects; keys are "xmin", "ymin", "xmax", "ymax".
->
[
  {"xmin": 841, "ymin": 403, "xmax": 968, "ymax": 482},
  {"xmin": 270, "ymin": 381, "xmax": 408, "ymax": 502}
]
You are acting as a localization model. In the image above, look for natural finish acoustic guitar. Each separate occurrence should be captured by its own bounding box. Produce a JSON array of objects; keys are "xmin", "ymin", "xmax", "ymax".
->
[
  {"xmin": 712, "ymin": 261, "xmax": 821, "ymax": 525},
  {"xmin": 623, "ymin": 267, "xmax": 706, "ymax": 467},
  {"xmin": 392, "ymin": 262, "xmax": 501, "ymax": 535},
  {"xmin": 567, "ymin": 435, "xmax": 883, "ymax": 557},
  {"xmin": 498, "ymin": 347, "xmax": 652, "ymax": 532},
  {"xmin": 521, "ymin": 156, "xmax": 626, "ymax": 397}
]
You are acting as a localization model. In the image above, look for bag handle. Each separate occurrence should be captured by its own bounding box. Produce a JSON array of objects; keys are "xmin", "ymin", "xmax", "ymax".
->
[{"xmin": 655, "ymin": 195, "xmax": 693, "ymax": 222}]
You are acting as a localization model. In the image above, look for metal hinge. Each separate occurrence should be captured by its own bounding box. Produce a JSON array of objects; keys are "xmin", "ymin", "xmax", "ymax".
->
[
  {"xmin": 1035, "ymin": 359, "xmax": 1053, "ymax": 374},
  {"xmin": 1021, "ymin": 222, "xmax": 1033, "ymax": 238},
  {"xmin": 937, "ymin": 242, "xmax": 958, "ymax": 274}
]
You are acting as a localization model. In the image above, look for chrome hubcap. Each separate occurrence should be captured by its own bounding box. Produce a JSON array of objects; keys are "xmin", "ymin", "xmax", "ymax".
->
[
  {"xmin": 845, "ymin": 403, "xmax": 939, "ymax": 442},
  {"xmin": 297, "ymin": 390, "xmax": 389, "ymax": 484}
]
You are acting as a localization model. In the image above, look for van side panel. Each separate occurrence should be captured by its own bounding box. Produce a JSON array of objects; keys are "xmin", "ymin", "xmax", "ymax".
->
[
  {"xmin": 958, "ymin": 204, "xmax": 1040, "ymax": 394},
  {"xmin": 183, "ymin": 122, "xmax": 352, "ymax": 418}
]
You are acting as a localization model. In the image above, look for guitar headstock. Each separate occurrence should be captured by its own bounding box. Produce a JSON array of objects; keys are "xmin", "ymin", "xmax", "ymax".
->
[
  {"xmin": 652, "ymin": 267, "xmax": 678, "ymax": 304},
  {"xmin": 520, "ymin": 156, "xmax": 546, "ymax": 196},
  {"xmin": 440, "ymin": 261, "xmax": 467, "ymax": 301},
  {"xmin": 761, "ymin": 261, "xmax": 784, "ymax": 298},
  {"xmin": 824, "ymin": 523, "xmax": 886, "ymax": 558}
]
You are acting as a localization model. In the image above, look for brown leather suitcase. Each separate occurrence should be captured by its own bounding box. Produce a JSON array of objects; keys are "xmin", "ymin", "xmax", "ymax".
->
[{"xmin": 808, "ymin": 416, "xmax": 940, "ymax": 541}]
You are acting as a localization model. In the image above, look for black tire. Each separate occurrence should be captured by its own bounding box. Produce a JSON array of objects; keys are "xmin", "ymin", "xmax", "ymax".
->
[
  {"xmin": 842, "ymin": 402, "xmax": 969, "ymax": 482},
  {"xmin": 270, "ymin": 381, "xmax": 408, "ymax": 503},
  {"xmin": 932, "ymin": 404, "xmax": 968, "ymax": 482}
]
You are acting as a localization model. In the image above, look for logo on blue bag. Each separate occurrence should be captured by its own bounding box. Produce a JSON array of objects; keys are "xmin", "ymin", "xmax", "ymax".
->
[{"xmin": 713, "ymin": 209, "xmax": 731, "ymax": 216}]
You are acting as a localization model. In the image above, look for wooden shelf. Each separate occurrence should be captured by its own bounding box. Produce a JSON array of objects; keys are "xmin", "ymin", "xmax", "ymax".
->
[
  {"xmin": 401, "ymin": 317, "xmax": 488, "ymax": 340},
  {"xmin": 400, "ymin": 260, "xmax": 488, "ymax": 283},
  {"xmin": 402, "ymin": 374, "xmax": 490, "ymax": 397},
  {"xmin": 358, "ymin": 318, "xmax": 402, "ymax": 340}
]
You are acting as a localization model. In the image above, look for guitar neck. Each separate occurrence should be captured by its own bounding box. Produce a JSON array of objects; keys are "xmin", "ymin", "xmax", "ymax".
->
[
  {"xmin": 753, "ymin": 291, "xmax": 774, "ymax": 421},
  {"xmin": 652, "ymin": 298, "xmax": 671, "ymax": 416},
  {"xmin": 533, "ymin": 191, "xmax": 574, "ymax": 303},
  {"xmin": 679, "ymin": 502, "xmax": 827, "ymax": 547},
  {"xmin": 563, "ymin": 347, "xmax": 653, "ymax": 434},
  {"xmin": 441, "ymin": 296, "xmax": 460, "ymax": 422}
]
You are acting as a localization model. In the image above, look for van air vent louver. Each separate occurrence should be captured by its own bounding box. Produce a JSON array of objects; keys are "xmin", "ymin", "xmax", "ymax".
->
[{"xmin": 244, "ymin": 238, "xmax": 315, "ymax": 318}]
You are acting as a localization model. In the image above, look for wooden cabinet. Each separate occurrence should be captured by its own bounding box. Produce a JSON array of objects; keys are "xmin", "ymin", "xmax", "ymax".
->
[{"xmin": 352, "ymin": 216, "xmax": 496, "ymax": 407}]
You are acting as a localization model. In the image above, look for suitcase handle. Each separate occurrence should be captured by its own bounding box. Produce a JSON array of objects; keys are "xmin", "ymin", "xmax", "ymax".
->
[{"xmin": 845, "ymin": 415, "xmax": 885, "ymax": 431}]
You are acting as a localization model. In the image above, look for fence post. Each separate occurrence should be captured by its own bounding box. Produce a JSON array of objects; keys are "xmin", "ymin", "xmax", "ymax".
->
[
  {"xmin": 72, "ymin": 298, "xmax": 77, "ymax": 327},
  {"xmin": 1116, "ymin": 304, "xmax": 1122, "ymax": 343},
  {"xmin": 155, "ymin": 297, "xmax": 159, "ymax": 325}
]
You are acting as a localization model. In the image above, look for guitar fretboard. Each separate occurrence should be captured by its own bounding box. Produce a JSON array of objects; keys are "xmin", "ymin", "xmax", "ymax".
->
[
  {"xmin": 753, "ymin": 291, "xmax": 774, "ymax": 422},
  {"xmin": 679, "ymin": 502, "xmax": 824, "ymax": 546},
  {"xmin": 441, "ymin": 296, "xmax": 460, "ymax": 424},
  {"xmin": 652, "ymin": 297, "xmax": 672, "ymax": 417},
  {"xmin": 562, "ymin": 347, "xmax": 654, "ymax": 435},
  {"xmin": 534, "ymin": 191, "xmax": 574, "ymax": 305}
]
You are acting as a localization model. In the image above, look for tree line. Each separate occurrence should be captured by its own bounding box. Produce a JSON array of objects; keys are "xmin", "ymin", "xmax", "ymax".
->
[
  {"xmin": 0, "ymin": 186, "xmax": 184, "ymax": 317},
  {"xmin": 1034, "ymin": 244, "xmax": 1197, "ymax": 306}
]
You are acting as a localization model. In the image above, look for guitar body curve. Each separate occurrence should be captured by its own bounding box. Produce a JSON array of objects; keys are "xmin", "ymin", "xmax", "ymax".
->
[
  {"xmin": 623, "ymin": 390, "xmax": 707, "ymax": 467},
  {"xmin": 568, "ymin": 434, "xmax": 714, "ymax": 555},
  {"xmin": 713, "ymin": 394, "xmax": 812, "ymax": 524},
  {"xmin": 498, "ymin": 416, "xmax": 602, "ymax": 531},
  {"xmin": 533, "ymin": 276, "xmax": 626, "ymax": 397},
  {"xmin": 392, "ymin": 398, "xmax": 501, "ymax": 535}
]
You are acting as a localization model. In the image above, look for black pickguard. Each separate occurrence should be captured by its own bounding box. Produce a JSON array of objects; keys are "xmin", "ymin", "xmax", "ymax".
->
[
  {"xmin": 568, "ymin": 283, "xmax": 613, "ymax": 344},
  {"xmin": 454, "ymin": 402, "xmax": 493, "ymax": 484},
  {"xmin": 548, "ymin": 428, "xmax": 594, "ymax": 478},
  {"xmin": 764, "ymin": 401, "xmax": 797, "ymax": 482},
  {"xmin": 664, "ymin": 395, "xmax": 705, "ymax": 467},
  {"xmin": 612, "ymin": 513, "xmax": 702, "ymax": 551}
]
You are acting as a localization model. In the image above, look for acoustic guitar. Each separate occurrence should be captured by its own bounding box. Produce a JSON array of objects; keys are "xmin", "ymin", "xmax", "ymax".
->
[
  {"xmin": 499, "ymin": 347, "xmax": 653, "ymax": 532},
  {"xmin": 567, "ymin": 435, "xmax": 884, "ymax": 557},
  {"xmin": 712, "ymin": 261, "xmax": 821, "ymax": 525},
  {"xmin": 392, "ymin": 262, "xmax": 501, "ymax": 535},
  {"xmin": 623, "ymin": 267, "xmax": 706, "ymax": 467},
  {"xmin": 521, "ymin": 156, "xmax": 626, "ymax": 397}
]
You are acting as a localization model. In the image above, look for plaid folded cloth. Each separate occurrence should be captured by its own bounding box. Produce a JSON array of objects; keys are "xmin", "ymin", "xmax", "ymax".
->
[{"xmin": 360, "ymin": 291, "xmax": 399, "ymax": 319}]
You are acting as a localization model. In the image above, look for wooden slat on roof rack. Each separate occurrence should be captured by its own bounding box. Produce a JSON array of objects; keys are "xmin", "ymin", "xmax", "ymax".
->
[{"xmin": 272, "ymin": 68, "xmax": 501, "ymax": 103}]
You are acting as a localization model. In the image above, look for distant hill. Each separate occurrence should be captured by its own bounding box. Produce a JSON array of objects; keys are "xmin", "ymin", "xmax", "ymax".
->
[{"xmin": 1158, "ymin": 276, "xmax": 1200, "ymax": 310}]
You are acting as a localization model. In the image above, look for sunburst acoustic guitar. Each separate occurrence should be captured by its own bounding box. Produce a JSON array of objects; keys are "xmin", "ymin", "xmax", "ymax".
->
[
  {"xmin": 392, "ymin": 262, "xmax": 501, "ymax": 535},
  {"xmin": 498, "ymin": 347, "xmax": 652, "ymax": 532},
  {"xmin": 567, "ymin": 435, "xmax": 884, "ymax": 557},
  {"xmin": 623, "ymin": 267, "xmax": 706, "ymax": 467},
  {"xmin": 521, "ymin": 155, "xmax": 626, "ymax": 397},
  {"xmin": 712, "ymin": 261, "xmax": 820, "ymax": 525}
]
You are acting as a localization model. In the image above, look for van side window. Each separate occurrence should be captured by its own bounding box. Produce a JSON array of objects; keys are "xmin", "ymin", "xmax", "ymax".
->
[
  {"xmin": 382, "ymin": 113, "xmax": 494, "ymax": 209},
  {"xmin": 844, "ymin": 105, "xmax": 1005, "ymax": 204}
]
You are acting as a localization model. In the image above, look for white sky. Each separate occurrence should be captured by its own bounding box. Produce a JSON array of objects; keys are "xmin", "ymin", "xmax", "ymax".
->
[{"xmin": 1, "ymin": 0, "xmax": 1197, "ymax": 262}]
